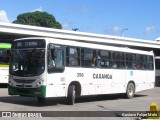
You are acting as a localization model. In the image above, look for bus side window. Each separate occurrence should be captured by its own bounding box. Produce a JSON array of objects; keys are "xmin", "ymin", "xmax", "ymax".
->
[
  {"xmin": 92, "ymin": 50, "xmax": 97, "ymax": 67},
  {"xmin": 0, "ymin": 49, "xmax": 3, "ymax": 61},
  {"xmin": 112, "ymin": 52, "xmax": 125, "ymax": 69},
  {"xmin": 56, "ymin": 49, "xmax": 64, "ymax": 68},
  {"xmin": 0, "ymin": 49, "xmax": 10, "ymax": 64},
  {"xmin": 98, "ymin": 50, "xmax": 112, "ymax": 68},
  {"xmin": 66, "ymin": 47, "xmax": 80, "ymax": 67},
  {"xmin": 147, "ymin": 56, "xmax": 154, "ymax": 70},
  {"xmin": 5, "ymin": 49, "xmax": 10, "ymax": 63},
  {"xmin": 126, "ymin": 53, "xmax": 136, "ymax": 69},
  {"xmin": 81, "ymin": 48, "xmax": 96, "ymax": 67},
  {"xmin": 48, "ymin": 49, "xmax": 55, "ymax": 68},
  {"xmin": 48, "ymin": 44, "xmax": 64, "ymax": 73}
]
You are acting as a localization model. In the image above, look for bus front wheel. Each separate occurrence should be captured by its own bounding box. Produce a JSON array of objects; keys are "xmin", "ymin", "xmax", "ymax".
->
[
  {"xmin": 67, "ymin": 85, "xmax": 76, "ymax": 105},
  {"xmin": 126, "ymin": 82, "xmax": 135, "ymax": 99}
]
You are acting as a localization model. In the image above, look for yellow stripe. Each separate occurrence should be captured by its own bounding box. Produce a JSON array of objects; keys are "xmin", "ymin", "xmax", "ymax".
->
[
  {"xmin": 0, "ymin": 65, "xmax": 9, "ymax": 67},
  {"xmin": 0, "ymin": 66, "xmax": 9, "ymax": 68}
]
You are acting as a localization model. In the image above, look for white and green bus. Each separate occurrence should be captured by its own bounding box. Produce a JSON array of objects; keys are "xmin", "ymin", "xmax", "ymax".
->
[
  {"xmin": 0, "ymin": 43, "xmax": 11, "ymax": 84},
  {"xmin": 8, "ymin": 37, "xmax": 155, "ymax": 105}
]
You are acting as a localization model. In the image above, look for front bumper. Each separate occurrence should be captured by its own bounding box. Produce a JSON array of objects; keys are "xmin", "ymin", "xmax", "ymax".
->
[{"xmin": 8, "ymin": 85, "xmax": 46, "ymax": 97}]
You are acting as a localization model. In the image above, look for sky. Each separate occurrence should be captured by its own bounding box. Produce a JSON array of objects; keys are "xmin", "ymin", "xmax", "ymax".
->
[{"xmin": 0, "ymin": 0, "xmax": 159, "ymax": 41}]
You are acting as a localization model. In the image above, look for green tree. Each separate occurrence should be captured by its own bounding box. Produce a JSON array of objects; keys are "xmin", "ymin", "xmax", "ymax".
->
[{"xmin": 13, "ymin": 11, "xmax": 62, "ymax": 29}]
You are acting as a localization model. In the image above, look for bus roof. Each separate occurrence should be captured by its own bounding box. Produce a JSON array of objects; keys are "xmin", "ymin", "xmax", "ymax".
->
[
  {"xmin": 14, "ymin": 37, "xmax": 154, "ymax": 56},
  {"xmin": 0, "ymin": 43, "xmax": 11, "ymax": 48}
]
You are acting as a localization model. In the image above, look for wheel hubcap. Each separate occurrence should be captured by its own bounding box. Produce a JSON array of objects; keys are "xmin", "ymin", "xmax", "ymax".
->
[{"xmin": 129, "ymin": 87, "xmax": 133, "ymax": 96}]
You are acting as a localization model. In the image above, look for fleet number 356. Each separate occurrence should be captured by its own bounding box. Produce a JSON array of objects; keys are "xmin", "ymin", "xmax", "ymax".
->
[{"xmin": 77, "ymin": 73, "xmax": 84, "ymax": 77}]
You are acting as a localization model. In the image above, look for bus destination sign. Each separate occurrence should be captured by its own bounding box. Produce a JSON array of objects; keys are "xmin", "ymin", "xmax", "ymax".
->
[{"xmin": 13, "ymin": 39, "xmax": 46, "ymax": 49}]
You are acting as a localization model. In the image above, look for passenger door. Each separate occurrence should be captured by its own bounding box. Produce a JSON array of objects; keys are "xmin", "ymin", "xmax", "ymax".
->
[{"xmin": 47, "ymin": 44, "xmax": 66, "ymax": 97}]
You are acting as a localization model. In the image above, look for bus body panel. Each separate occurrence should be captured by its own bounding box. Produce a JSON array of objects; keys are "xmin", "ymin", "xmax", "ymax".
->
[
  {"xmin": 65, "ymin": 67, "xmax": 97, "ymax": 95},
  {"xmin": 96, "ymin": 69, "xmax": 113, "ymax": 94},
  {"xmin": 0, "ymin": 66, "xmax": 9, "ymax": 83},
  {"xmin": 46, "ymin": 72, "xmax": 66, "ymax": 97}
]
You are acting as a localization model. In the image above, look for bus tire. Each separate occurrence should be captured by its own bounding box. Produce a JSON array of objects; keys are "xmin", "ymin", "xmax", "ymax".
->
[
  {"xmin": 67, "ymin": 85, "xmax": 76, "ymax": 105},
  {"xmin": 126, "ymin": 82, "xmax": 135, "ymax": 99},
  {"xmin": 37, "ymin": 97, "xmax": 46, "ymax": 104}
]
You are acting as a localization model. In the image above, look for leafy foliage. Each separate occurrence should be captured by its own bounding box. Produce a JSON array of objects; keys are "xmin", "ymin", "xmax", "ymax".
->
[{"xmin": 13, "ymin": 11, "xmax": 62, "ymax": 29}]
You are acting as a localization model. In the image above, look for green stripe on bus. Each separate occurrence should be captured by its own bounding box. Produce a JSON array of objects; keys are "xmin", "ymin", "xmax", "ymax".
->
[
  {"xmin": 0, "ymin": 43, "xmax": 11, "ymax": 48},
  {"xmin": 8, "ymin": 85, "xmax": 46, "ymax": 97}
]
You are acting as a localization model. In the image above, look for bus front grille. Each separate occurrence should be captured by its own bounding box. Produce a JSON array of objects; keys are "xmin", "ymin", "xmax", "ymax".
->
[{"xmin": 13, "ymin": 79, "xmax": 35, "ymax": 83}]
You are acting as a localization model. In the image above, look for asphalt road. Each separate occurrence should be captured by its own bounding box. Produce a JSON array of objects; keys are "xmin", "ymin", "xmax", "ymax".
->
[{"xmin": 0, "ymin": 85, "xmax": 160, "ymax": 120}]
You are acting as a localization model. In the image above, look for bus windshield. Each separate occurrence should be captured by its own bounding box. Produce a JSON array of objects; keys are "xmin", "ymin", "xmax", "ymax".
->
[{"xmin": 10, "ymin": 49, "xmax": 45, "ymax": 77}]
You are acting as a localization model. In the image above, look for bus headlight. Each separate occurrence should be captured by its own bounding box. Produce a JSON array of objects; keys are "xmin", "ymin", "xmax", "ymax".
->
[
  {"xmin": 34, "ymin": 79, "xmax": 44, "ymax": 88},
  {"xmin": 36, "ymin": 82, "xmax": 42, "ymax": 88}
]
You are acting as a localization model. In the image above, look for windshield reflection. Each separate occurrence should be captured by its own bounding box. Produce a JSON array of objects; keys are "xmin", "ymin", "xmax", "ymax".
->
[{"xmin": 10, "ymin": 49, "xmax": 45, "ymax": 76}]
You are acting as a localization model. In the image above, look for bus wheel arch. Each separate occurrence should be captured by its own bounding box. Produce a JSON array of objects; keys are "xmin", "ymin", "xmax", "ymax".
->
[
  {"xmin": 68, "ymin": 81, "xmax": 81, "ymax": 96},
  {"xmin": 67, "ymin": 81, "xmax": 81, "ymax": 105},
  {"xmin": 126, "ymin": 81, "xmax": 136, "ymax": 99}
]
